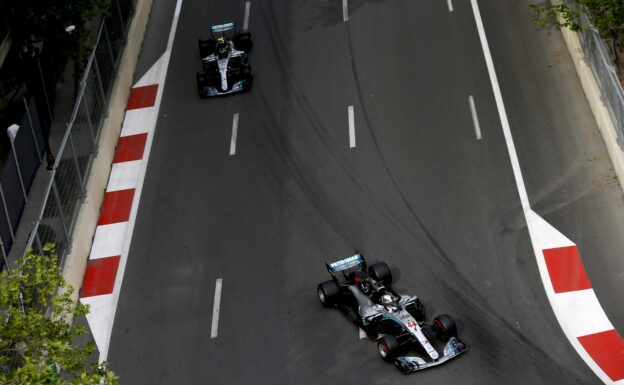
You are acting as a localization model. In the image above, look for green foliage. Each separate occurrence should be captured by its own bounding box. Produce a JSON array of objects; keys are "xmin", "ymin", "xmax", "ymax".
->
[
  {"xmin": 0, "ymin": 245, "xmax": 118, "ymax": 385},
  {"xmin": 530, "ymin": 0, "xmax": 624, "ymax": 36}
]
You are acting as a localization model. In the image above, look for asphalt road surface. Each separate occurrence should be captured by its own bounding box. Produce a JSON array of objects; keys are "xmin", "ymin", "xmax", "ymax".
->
[{"xmin": 107, "ymin": 0, "xmax": 624, "ymax": 383}]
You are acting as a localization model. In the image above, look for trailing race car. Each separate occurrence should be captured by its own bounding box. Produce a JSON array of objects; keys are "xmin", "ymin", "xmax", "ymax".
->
[
  {"xmin": 317, "ymin": 253, "xmax": 468, "ymax": 373},
  {"xmin": 196, "ymin": 22, "xmax": 253, "ymax": 98}
]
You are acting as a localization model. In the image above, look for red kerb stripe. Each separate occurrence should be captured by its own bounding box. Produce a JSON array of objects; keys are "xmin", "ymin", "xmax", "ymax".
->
[
  {"xmin": 113, "ymin": 133, "xmax": 148, "ymax": 163},
  {"xmin": 97, "ymin": 189, "xmax": 135, "ymax": 226},
  {"xmin": 543, "ymin": 246, "xmax": 592, "ymax": 293},
  {"xmin": 80, "ymin": 256, "xmax": 121, "ymax": 298},
  {"xmin": 578, "ymin": 329, "xmax": 624, "ymax": 381},
  {"xmin": 127, "ymin": 84, "xmax": 158, "ymax": 110}
]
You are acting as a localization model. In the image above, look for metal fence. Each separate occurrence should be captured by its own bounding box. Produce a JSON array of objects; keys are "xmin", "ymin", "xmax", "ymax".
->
[
  {"xmin": 0, "ymin": 0, "xmax": 136, "ymax": 269},
  {"xmin": 573, "ymin": 10, "xmax": 624, "ymax": 147}
]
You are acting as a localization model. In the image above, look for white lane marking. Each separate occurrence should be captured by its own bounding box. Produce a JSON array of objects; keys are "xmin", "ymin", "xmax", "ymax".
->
[
  {"xmin": 359, "ymin": 327, "xmax": 367, "ymax": 339},
  {"xmin": 468, "ymin": 95, "xmax": 482, "ymax": 140},
  {"xmin": 447, "ymin": 0, "xmax": 454, "ymax": 12},
  {"xmin": 348, "ymin": 105, "xmax": 356, "ymax": 148},
  {"xmin": 211, "ymin": 278, "xmax": 223, "ymax": 338},
  {"xmin": 230, "ymin": 113, "xmax": 239, "ymax": 155},
  {"xmin": 470, "ymin": 0, "xmax": 529, "ymax": 212},
  {"xmin": 343, "ymin": 0, "xmax": 349, "ymax": 22},
  {"xmin": 243, "ymin": 1, "xmax": 251, "ymax": 31}
]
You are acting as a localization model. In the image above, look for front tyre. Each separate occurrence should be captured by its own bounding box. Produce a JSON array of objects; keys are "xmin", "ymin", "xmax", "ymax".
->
[
  {"xmin": 433, "ymin": 314, "xmax": 457, "ymax": 341},
  {"xmin": 377, "ymin": 335, "xmax": 399, "ymax": 362},
  {"xmin": 317, "ymin": 280, "xmax": 339, "ymax": 307},
  {"xmin": 369, "ymin": 262, "xmax": 392, "ymax": 285}
]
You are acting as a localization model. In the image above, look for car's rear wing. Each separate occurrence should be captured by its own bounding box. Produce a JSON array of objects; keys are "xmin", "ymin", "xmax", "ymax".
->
[
  {"xmin": 326, "ymin": 253, "xmax": 366, "ymax": 282},
  {"xmin": 211, "ymin": 22, "xmax": 236, "ymax": 34}
]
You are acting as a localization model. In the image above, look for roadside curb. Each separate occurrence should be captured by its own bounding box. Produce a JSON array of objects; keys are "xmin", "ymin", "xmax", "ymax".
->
[
  {"xmin": 555, "ymin": 6, "xmax": 624, "ymax": 195},
  {"xmin": 61, "ymin": 0, "xmax": 154, "ymax": 311}
]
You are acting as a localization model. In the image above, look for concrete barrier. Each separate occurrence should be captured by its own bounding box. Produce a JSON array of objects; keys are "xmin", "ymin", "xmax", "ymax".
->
[
  {"xmin": 62, "ymin": 0, "xmax": 154, "ymax": 306},
  {"xmin": 555, "ymin": 6, "xmax": 624, "ymax": 195}
]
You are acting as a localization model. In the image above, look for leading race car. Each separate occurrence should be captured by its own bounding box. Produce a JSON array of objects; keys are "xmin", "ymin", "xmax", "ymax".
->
[
  {"xmin": 317, "ymin": 253, "xmax": 468, "ymax": 373},
  {"xmin": 196, "ymin": 22, "xmax": 253, "ymax": 98}
]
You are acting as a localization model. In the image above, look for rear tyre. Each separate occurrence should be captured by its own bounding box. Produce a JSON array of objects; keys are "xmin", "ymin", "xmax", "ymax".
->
[
  {"xmin": 196, "ymin": 73, "xmax": 207, "ymax": 98},
  {"xmin": 198, "ymin": 38, "xmax": 215, "ymax": 58},
  {"xmin": 235, "ymin": 32, "xmax": 253, "ymax": 52},
  {"xmin": 377, "ymin": 335, "xmax": 399, "ymax": 362},
  {"xmin": 369, "ymin": 262, "xmax": 392, "ymax": 285},
  {"xmin": 433, "ymin": 314, "xmax": 457, "ymax": 341},
  {"xmin": 317, "ymin": 280, "xmax": 339, "ymax": 307}
]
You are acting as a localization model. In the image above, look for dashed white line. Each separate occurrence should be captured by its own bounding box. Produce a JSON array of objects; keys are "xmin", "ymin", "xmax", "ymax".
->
[
  {"xmin": 359, "ymin": 327, "xmax": 367, "ymax": 339},
  {"xmin": 230, "ymin": 113, "xmax": 239, "ymax": 156},
  {"xmin": 447, "ymin": 0, "xmax": 454, "ymax": 12},
  {"xmin": 468, "ymin": 95, "xmax": 482, "ymax": 140},
  {"xmin": 243, "ymin": 1, "xmax": 251, "ymax": 31},
  {"xmin": 348, "ymin": 105, "xmax": 356, "ymax": 148},
  {"xmin": 343, "ymin": 0, "xmax": 349, "ymax": 22},
  {"xmin": 211, "ymin": 278, "xmax": 223, "ymax": 338}
]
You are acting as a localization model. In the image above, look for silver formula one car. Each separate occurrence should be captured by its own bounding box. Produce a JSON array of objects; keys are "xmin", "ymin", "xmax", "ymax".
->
[
  {"xmin": 317, "ymin": 253, "xmax": 468, "ymax": 373},
  {"xmin": 196, "ymin": 22, "xmax": 253, "ymax": 98}
]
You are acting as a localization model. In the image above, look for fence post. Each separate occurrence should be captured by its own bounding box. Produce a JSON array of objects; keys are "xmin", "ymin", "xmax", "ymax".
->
[
  {"xmin": 0, "ymin": 237, "xmax": 10, "ymax": 274},
  {"xmin": 23, "ymin": 97, "xmax": 43, "ymax": 161},
  {"xmin": 81, "ymin": 98, "xmax": 97, "ymax": 151},
  {"xmin": 36, "ymin": 55, "xmax": 53, "ymax": 122},
  {"xmin": 7, "ymin": 126, "xmax": 28, "ymax": 202},
  {"xmin": 93, "ymin": 57, "xmax": 107, "ymax": 106},
  {"xmin": 68, "ymin": 130, "xmax": 86, "ymax": 197},
  {"xmin": 0, "ymin": 181, "xmax": 14, "ymax": 242},
  {"xmin": 114, "ymin": 0, "xmax": 127, "ymax": 36},
  {"xmin": 103, "ymin": 22, "xmax": 116, "ymax": 68},
  {"xmin": 51, "ymin": 180, "xmax": 70, "ymax": 246}
]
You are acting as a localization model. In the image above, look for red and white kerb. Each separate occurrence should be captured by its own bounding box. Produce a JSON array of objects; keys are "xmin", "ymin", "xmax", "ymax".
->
[
  {"xmin": 526, "ymin": 210, "xmax": 624, "ymax": 384},
  {"xmin": 79, "ymin": 55, "xmax": 167, "ymax": 362}
]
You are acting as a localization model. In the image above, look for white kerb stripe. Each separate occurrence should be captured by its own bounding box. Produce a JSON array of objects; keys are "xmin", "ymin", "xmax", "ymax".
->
[
  {"xmin": 107, "ymin": 160, "xmax": 142, "ymax": 192},
  {"xmin": 468, "ymin": 95, "xmax": 482, "ymax": 140},
  {"xmin": 343, "ymin": 0, "xmax": 349, "ymax": 22},
  {"xmin": 230, "ymin": 113, "xmax": 239, "ymax": 156},
  {"xmin": 470, "ymin": 0, "xmax": 530, "ymax": 212},
  {"xmin": 89, "ymin": 222, "xmax": 128, "ymax": 260},
  {"xmin": 348, "ymin": 105, "xmax": 355, "ymax": 148},
  {"xmin": 120, "ymin": 109, "xmax": 152, "ymax": 137},
  {"xmin": 447, "ymin": 0, "xmax": 454, "ymax": 12},
  {"xmin": 359, "ymin": 327, "xmax": 367, "ymax": 339},
  {"xmin": 243, "ymin": 1, "xmax": 251, "ymax": 31},
  {"xmin": 211, "ymin": 278, "xmax": 223, "ymax": 338},
  {"xmin": 552, "ymin": 289, "xmax": 614, "ymax": 337}
]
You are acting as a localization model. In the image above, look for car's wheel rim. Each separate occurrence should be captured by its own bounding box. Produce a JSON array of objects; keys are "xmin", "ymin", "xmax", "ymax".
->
[
  {"xmin": 318, "ymin": 289, "xmax": 326, "ymax": 304},
  {"xmin": 378, "ymin": 342, "xmax": 388, "ymax": 358}
]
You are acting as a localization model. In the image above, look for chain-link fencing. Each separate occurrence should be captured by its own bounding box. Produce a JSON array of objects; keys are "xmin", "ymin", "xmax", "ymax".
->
[{"xmin": 573, "ymin": 9, "xmax": 624, "ymax": 147}]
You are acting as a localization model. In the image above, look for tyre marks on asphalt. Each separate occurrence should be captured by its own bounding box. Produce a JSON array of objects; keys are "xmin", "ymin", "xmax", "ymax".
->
[
  {"xmin": 471, "ymin": 0, "xmax": 624, "ymax": 383},
  {"xmin": 211, "ymin": 278, "xmax": 224, "ymax": 338}
]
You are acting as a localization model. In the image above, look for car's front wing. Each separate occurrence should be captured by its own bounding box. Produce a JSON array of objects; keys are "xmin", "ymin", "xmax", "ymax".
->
[{"xmin": 394, "ymin": 337, "xmax": 468, "ymax": 373}]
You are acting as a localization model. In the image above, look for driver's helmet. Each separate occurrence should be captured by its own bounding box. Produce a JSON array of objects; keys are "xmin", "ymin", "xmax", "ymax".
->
[
  {"xmin": 216, "ymin": 37, "xmax": 229, "ymax": 58},
  {"xmin": 382, "ymin": 294, "xmax": 398, "ymax": 312}
]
